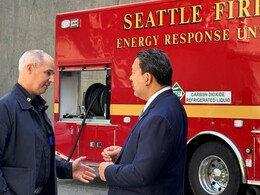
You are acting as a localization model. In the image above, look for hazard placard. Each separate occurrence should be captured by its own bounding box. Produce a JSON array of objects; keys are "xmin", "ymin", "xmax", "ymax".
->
[{"xmin": 172, "ymin": 82, "xmax": 185, "ymax": 100}]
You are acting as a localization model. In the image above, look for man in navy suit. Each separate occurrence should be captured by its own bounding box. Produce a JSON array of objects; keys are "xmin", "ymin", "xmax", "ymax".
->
[{"xmin": 99, "ymin": 48, "xmax": 188, "ymax": 195}]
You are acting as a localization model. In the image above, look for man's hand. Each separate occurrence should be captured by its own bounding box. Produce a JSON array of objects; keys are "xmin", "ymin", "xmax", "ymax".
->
[
  {"xmin": 101, "ymin": 146, "xmax": 122, "ymax": 162},
  {"xmin": 98, "ymin": 162, "xmax": 113, "ymax": 181},
  {"xmin": 72, "ymin": 156, "xmax": 96, "ymax": 184}
]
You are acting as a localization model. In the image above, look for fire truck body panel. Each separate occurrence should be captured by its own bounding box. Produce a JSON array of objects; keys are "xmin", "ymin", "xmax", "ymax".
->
[{"xmin": 55, "ymin": 0, "xmax": 260, "ymax": 194}]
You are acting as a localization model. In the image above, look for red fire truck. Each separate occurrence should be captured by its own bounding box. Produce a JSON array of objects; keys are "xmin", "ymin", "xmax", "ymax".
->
[{"xmin": 54, "ymin": 0, "xmax": 260, "ymax": 194}]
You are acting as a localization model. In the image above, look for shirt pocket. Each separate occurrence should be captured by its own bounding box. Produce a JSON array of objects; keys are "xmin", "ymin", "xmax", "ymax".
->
[{"xmin": 2, "ymin": 166, "xmax": 34, "ymax": 195}]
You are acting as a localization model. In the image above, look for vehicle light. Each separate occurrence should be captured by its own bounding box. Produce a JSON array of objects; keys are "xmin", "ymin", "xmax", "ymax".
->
[
  {"xmin": 69, "ymin": 126, "xmax": 74, "ymax": 135},
  {"xmin": 61, "ymin": 19, "xmax": 80, "ymax": 29},
  {"xmin": 124, "ymin": 117, "xmax": 131, "ymax": 123},
  {"xmin": 71, "ymin": 18, "xmax": 79, "ymax": 28},
  {"xmin": 245, "ymin": 159, "xmax": 252, "ymax": 167},
  {"xmin": 245, "ymin": 147, "xmax": 252, "ymax": 154},
  {"xmin": 234, "ymin": 120, "xmax": 243, "ymax": 128},
  {"xmin": 61, "ymin": 20, "xmax": 70, "ymax": 29}
]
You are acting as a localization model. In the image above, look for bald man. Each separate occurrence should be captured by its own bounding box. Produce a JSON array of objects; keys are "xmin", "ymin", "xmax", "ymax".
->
[{"xmin": 0, "ymin": 50, "xmax": 96, "ymax": 195}]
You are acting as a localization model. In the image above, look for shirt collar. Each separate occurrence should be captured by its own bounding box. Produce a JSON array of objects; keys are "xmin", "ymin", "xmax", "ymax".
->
[
  {"xmin": 15, "ymin": 83, "xmax": 34, "ymax": 103},
  {"xmin": 143, "ymin": 86, "xmax": 171, "ymax": 112}
]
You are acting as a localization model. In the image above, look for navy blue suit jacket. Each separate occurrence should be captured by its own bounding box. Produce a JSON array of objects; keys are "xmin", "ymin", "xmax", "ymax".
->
[
  {"xmin": 0, "ymin": 85, "xmax": 72, "ymax": 195},
  {"xmin": 105, "ymin": 89, "xmax": 188, "ymax": 195}
]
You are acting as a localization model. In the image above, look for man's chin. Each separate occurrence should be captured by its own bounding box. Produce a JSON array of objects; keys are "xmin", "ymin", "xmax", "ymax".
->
[{"xmin": 39, "ymin": 88, "xmax": 47, "ymax": 95}]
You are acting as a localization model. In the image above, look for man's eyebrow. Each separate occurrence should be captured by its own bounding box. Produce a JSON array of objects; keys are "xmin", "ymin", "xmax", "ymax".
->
[{"xmin": 45, "ymin": 69, "xmax": 55, "ymax": 74}]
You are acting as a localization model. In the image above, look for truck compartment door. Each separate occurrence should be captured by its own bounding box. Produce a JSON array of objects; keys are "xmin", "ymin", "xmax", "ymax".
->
[
  {"xmin": 252, "ymin": 130, "xmax": 260, "ymax": 178},
  {"xmin": 79, "ymin": 125, "xmax": 117, "ymax": 162}
]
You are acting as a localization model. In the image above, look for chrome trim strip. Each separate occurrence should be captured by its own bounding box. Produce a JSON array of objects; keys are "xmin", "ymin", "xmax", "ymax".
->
[
  {"xmin": 251, "ymin": 130, "xmax": 260, "ymax": 134},
  {"xmin": 247, "ymin": 180, "xmax": 260, "ymax": 185}
]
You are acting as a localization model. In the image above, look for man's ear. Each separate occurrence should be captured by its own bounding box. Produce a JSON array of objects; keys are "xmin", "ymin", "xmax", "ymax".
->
[
  {"xmin": 145, "ymin": 73, "xmax": 152, "ymax": 86},
  {"xmin": 26, "ymin": 64, "xmax": 33, "ymax": 74}
]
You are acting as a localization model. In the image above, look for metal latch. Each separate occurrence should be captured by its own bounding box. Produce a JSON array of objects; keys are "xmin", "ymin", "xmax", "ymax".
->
[
  {"xmin": 96, "ymin": 142, "xmax": 103, "ymax": 148},
  {"xmin": 89, "ymin": 141, "xmax": 95, "ymax": 148}
]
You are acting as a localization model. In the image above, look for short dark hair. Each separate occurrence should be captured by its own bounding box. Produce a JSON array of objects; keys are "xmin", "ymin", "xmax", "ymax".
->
[{"xmin": 136, "ymin": 48, "xmax": 172, "ymax": 86}]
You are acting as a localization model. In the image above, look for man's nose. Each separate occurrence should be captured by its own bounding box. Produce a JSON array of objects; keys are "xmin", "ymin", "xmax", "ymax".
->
[{"xmin": 49, "ymin": 74, "xmax": 54, "ymax": 83}]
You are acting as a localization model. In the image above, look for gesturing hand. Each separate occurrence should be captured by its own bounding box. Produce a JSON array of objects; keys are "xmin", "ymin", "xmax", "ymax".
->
[
  {"xmin": 72, "ymin": 156, "xmax": 96, "ymax": 184},
  {"xmin": 101, "ymin": 146, "xmax": 122, "ymax": 163}
]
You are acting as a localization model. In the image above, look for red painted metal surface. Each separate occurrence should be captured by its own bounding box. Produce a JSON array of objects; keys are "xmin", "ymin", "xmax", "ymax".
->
[{"xmin": 54, "ymin": 0, "xmax": 260, "ymax": 189}]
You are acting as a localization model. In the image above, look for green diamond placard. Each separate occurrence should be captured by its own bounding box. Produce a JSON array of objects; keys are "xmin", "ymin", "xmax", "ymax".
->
[{"xmin": 172, "ymin": 82, "xmax": 185, "ymax": 100}]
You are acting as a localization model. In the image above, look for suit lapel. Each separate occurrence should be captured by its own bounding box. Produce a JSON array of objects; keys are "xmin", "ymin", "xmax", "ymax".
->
[{"xmin": 115, "ymin": 89, "xmax": 173, "ymax": 163}]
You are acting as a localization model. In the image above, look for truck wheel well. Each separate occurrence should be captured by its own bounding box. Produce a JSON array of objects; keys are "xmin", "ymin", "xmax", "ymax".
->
[
  {"xmin": 186, "ymin": 134, "xmax": 223, "ymax": 163},
  {"xmin": 186, "ymin": 134, "xmax": 240, "ymax": 167}
]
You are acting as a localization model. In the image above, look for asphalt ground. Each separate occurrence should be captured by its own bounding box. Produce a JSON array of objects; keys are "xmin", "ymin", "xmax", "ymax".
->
[{"xmin": 58, "ymin": 176, "xmax": 108, "ymax": 195}]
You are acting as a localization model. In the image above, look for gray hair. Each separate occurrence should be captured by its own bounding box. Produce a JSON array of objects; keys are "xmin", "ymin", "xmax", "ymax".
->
[{"xmin": 18, "ymin": 49, "xmax": 54, "ymax": 71}]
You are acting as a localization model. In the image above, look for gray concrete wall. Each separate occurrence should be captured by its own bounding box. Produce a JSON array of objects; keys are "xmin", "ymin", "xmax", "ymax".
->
[{"xmin": 0, "ymin": 0, "xmax": 147, "ymax": 120}]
